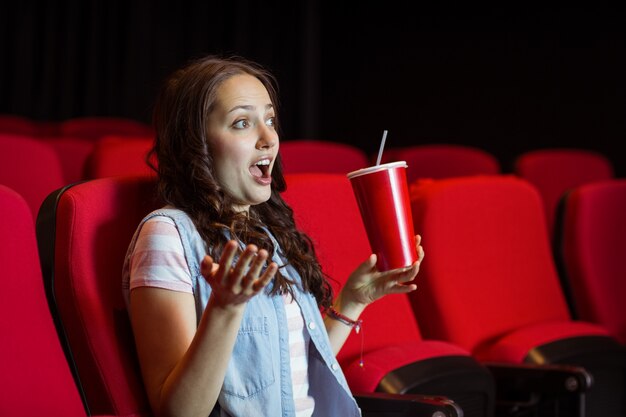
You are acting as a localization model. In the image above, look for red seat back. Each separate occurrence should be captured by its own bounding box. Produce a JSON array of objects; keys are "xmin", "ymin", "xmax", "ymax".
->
[
  {"xmin": 514, "ymin": 148, "xmax": 614, "ymax": 237},
  {"xmin": 0, "ymin": 133, "xmax": 66, "ymax": 219},
  {"xmin": 0, "ymin": 114, "xmax": 42, "ymax": 136},
  {"xmin": 44, "ymin": 136, "xmax": 97, "ymax": 183},
  {"xmin": 282, "ymin": 173, "xmax": 423, "ymax": 364},
  {"xmin": 86, "ymin": 135, "xmax": 155, "ymax": 179},
  {"xmin": 280, "ymin": 140, "xmax": 369, "ymax": 175},
  {"xmin": 380, "ymin": 144, "xmax": 501, "ymax": 183},
  {"xmin": 0, "ymin": 185, "xmax": 87, "ymax": 417},
  {"xmin": 409, "ymin": 175, "xmax": 572, "ymax": 354},
  {"xmin": 60, "ymin": 117, "xmax": 154, "ymax": 140},
  {"xmin": 37, "ymin": 176, "xmax": 161, "ymax": 416},
  {"xmin": 559, "ymin": 179, "xmax": 626, "ymax": 344}
]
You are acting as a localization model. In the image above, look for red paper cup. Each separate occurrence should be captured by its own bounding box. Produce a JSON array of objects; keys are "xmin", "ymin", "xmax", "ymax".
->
[{"xmin": 347, "ymin": 161, "xmax": 418, "ymax": 271}]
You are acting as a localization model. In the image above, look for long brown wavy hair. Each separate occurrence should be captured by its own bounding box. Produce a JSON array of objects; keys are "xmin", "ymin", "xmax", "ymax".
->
[{"xmin": 149, "ymin": 55, "xmax": 332, "ymax": 309}]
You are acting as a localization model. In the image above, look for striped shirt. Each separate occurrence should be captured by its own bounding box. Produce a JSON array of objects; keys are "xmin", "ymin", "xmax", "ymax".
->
[{"xmin": 284, "ymin": 294, "xmax": 315, "ymax": 417}]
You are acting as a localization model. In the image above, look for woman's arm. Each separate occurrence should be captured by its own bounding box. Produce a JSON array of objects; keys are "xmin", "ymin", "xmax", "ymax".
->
[
  {"xmin": 324, "ymin": 235, "xmax": 424, "ymax": 355},
  {"xmin": 130, "ymin": 240, "xmax": 277, "ymax": 417}
]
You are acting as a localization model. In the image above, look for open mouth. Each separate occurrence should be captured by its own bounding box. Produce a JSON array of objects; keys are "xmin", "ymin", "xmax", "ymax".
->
[{"xmin": 249, "ymin": 158, "xmax": 271, "ymax": 179}]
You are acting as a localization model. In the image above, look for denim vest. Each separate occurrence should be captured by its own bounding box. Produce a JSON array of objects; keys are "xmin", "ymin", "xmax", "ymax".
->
[{"xmin": 123, "ymin": 207, "xmax": 361, "ymax": 417}]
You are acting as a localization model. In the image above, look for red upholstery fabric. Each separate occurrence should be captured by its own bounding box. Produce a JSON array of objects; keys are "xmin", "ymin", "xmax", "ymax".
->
[
  {"xmin": 59, "ymin": 117, "xmax": 154, "ymax": 140},
  {"xmin": 343, "ymin": 341, "xmax": 469, "ymax": 393},
  {"xmin": 408, "ymin": 175, "xmax": 610, "ymax": 358},
  {"xmin": 380, "ymin": 144, "xmax": 501, "ymax": 184},
  {"xmin": 560, "ymin": 179, "xmax": 626, "ymax": 344},
  {"xmin": 0, "ymin": 185, "xmax": 87, "ymax": 416},
  {"xmin": 0, "ymin": 133, "xmax": 65, "ymax": 219},
  {"xmin": 473, "ymin": 321, "xmax": 608, "ymax": 363},
  {"xmin": 0, "ymin": 114, "xmax": 42, "ymax": 136},
  {"xmin": 86, "ymin": 136, "xmax": 155, "ymax": 179},
  {"xmin": 514, "ymin": 148, "xmax": 614, "ymax": 236},
  {"xmin": 43, "ymin": 176, "xmax": 161, "ymax": 416},
  {"xmin": 280, "ymin": 140, "xmax": 369, "ymax": 175},
  {"xmin": 282, "ymin": 173, "xmax": 474, "ymax": 389},
  {"xmin": 45, "ymin": 136, "xmax": 97, "ymax": 183}
]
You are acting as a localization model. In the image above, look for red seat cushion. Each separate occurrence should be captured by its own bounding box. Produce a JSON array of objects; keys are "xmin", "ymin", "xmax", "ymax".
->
[
  {"xmin": 473, "ymin": 320, "xmax": 609, "ymax": 363},
  {"xmin": 343, "ymin": 340, "xmax": 470, "ymax": 392}
]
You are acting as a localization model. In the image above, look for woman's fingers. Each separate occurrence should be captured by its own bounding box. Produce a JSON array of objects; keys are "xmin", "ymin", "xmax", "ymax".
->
[
  {"xmin": 241, "ymin": 249, "xmax": 269, "ymax": 292},
  {"xmin": 352, "ymin": 254, "xmax": 377, "ymax": 279},
  {"xmin": 215, "ymin": 241, "xmax": 278, "ymax": 295},
  {"xmin": 379, "ymin": 262, "xmax": 419, "ymax": 297},
  {"xmin": 216, "ymin": 240, "xmax": 239, "ymax": 284},
  {"xmin": 415, "ymin": 234, "xmax": 425, "ymax": 262},
  {"xmin": 225, "ymin": 244, "xmax": 259, "ymax": 290},
  {"xmin": 387, "ymin": 281, "xmax": 417, "ymax": 294},
  {"xmin": 254, "ymin": 261, "xmax": 278, "ymax": 292},
  {"xmin": 200, "ymin": 255, "xmax": 220, "ymax": 280},
  {"xmin": 397, "ymin": 262, "xmax": 420, "ymax": 283}
]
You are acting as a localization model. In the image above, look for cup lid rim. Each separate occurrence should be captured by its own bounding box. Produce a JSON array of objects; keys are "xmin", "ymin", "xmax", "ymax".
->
[{"xmin": 346, "ymin": 161, "xmax": 407, "ymax": 179}]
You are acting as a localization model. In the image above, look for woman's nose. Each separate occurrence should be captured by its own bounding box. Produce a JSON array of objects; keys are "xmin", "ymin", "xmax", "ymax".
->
[{"xmin": 256, "ymin": 125, "xmax": 278, "ymax": 149}]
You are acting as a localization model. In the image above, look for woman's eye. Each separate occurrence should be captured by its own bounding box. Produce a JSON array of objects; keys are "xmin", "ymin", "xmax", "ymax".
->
[
  {"xmin": 266, "ymin": 117, "xmax": 276, "ymax": 127},
  {"xmin": 233, "ymin": 119, "xmax": 249, "ymax": 129}
]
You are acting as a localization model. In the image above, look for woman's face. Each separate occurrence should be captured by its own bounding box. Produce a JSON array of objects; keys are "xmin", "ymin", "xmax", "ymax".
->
[{"xmin": 207, "ymin": 73, "xmax": 279, "ymax": 212}]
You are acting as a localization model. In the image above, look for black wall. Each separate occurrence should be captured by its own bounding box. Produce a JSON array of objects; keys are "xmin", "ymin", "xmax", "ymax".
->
[{"xmin": 1, "ymin": 3, "xmax": 624, "ymax": 175}]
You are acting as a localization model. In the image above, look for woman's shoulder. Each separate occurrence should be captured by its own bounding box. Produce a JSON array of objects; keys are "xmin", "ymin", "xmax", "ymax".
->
[
  {"xmin": 142, "ymin": 205, "xmax": 192, "ymax": 223},
  {"xmin": 136, "ymin": 206, "xmax": 198, "ymax": 237}
]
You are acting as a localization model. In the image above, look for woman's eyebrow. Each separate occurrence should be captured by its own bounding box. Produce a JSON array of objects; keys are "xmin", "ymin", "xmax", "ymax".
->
[{"xmin": 227, "ymin": 103, "xmax": 273, "ymax": 114}]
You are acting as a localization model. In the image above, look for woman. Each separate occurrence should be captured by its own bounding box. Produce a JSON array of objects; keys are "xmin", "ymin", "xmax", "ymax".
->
[{"xmin": 122, "ymin": 55, "xmax": 424, "ymax": 417}]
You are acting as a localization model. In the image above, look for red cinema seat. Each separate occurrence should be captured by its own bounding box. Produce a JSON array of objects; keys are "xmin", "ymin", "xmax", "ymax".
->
[
  {"xmin": 0, "ymin": 133, "xmax": 65, "ymax": 219},
  {"xmin": 0, "ymin": 114, "xmax": 41, "ymax": 136},
  {"xmin": 37, "ymin": 177, "xmax": 161, "ymax": 417},
  {"xmin": 59, "ymin": 117, "xmax": 154, "ymax": 140},
  {"xmin": 409, "ymin": 175, "xmax": 626, "ymax": 417},
  {"xmin": 45, "ymin": 136, "xmax": 97, "ymax": 183},
  {"xmin": 379, "ymin": 144, "xmax": 501, "ymax": 184},
  {"xmin": 556, "ymin": 179, "xmax": 626, "ymax": 345},
  {"xmin": 0, "ymin": 184, "xmax": 114, "ymax": 417},
  {"xmin": 283, "ymin": 173, "xmax": 494, "ymax": 417},
  {"xmin": 280, "ymin": 139, "xmax": 370, "ymax": 175},
  {"xmin": 514, "ymin": 148, "xmax": 614, "ymax": 238},
  {"xmin": 85, "ymin": 135, "xmax": 155, "ymax": 179}
]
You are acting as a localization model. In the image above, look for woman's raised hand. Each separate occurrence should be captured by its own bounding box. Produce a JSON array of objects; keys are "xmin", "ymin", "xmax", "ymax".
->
[
  {"xmin": 342, "ymin": 234, "xmax": 425, "ymax": 307},
  {"xmin": 201, "ymin": 240, "xmax": 278, "ymax": 309}
]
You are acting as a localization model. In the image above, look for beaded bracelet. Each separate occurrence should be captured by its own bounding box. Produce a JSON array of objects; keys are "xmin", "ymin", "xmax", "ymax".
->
[
  {"xmin": 327, "ymin": 307, "xmax": 363, "ymax": 333},
  {"xmin": 327, "ymin": 307, "xmax": 365, "ymax": 367}
]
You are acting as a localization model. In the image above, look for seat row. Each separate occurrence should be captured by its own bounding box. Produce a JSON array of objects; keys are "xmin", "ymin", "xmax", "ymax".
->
[
  {"xmin": 0, "ymin": 132, "xmax": 614, "ymax": 222},
  {"xmin": 2, "ymin": 170, "xmax": 625, "ymax": 416},
  {"xmin": 0, "ymin": 114, "xmax": 154, "ymax": 139},
  {"xmin": 0, "ymin": 176, "xmax": 459, "ymax": 417},
  {"xmin": 0, "ymin": 135, "xmax": 619, "ymax": 337}
]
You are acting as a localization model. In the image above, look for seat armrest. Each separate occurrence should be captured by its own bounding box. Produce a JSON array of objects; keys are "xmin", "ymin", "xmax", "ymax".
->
[
  {"xmin": 354, "ymin": 391, "xmax": 463, "ymax": 417},
  {"xmin": 485, "ymin": 362, "xmax": 592, "ymax": 394}
]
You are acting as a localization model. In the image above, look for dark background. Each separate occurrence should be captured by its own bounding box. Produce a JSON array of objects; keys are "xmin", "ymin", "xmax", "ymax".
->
[{"xmin": 1, "ymin": 2, "xmax": 624, "ymax": 175}]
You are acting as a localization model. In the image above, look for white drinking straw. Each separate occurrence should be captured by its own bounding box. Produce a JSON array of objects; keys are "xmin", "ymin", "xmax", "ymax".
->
[{"xmin": 375, "ymin": 130, "xmax": 388, "ymax": 166}]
